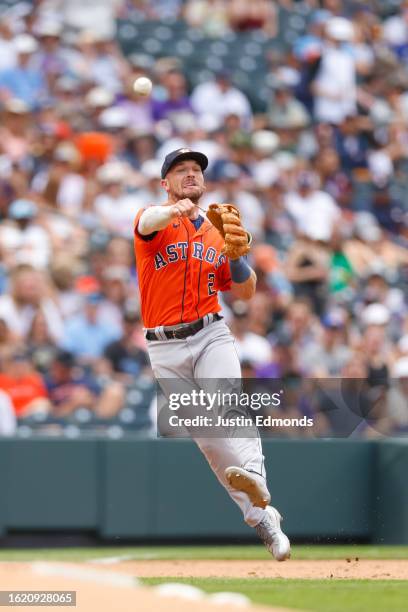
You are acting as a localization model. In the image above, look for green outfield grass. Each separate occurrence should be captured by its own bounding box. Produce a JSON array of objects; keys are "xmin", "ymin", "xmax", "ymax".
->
[
  {"xmin": 0, "ymin": 544, "xmax": 408, "ymax": 562},
  {"xmin": 144, "ymin": 577, "xmax": 408, "ymax": 612}
]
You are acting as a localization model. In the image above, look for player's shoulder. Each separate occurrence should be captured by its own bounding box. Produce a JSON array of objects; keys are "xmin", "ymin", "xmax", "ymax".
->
[
  {"xmin": 135, "ymin": 203, "xmax": 155, "ymax": 214},
  {"xmin": 134, "ymin": 203, "xmax": 173, "ymax": 248},
  {"xmin": 134, "ymin": 204, "xmax": 154, "ymax": 243},
  {"xmin": 133, "ymin": 203, "xmax": 160, "ymax": 225}
]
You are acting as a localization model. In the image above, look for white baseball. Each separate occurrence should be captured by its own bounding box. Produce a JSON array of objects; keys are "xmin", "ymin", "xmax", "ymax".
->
[{"xmin": 133, "ymin": 76, "xmax": 153, "ymax": 96}]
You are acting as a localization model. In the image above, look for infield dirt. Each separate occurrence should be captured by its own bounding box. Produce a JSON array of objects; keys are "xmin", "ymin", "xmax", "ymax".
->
[
  {"xmin": 97, "ymin": 558, "xmax": 408, "ymax": 580},
  {"xmin": 0, "ymin": 562, "xmax": 292, "ymax": 612}
]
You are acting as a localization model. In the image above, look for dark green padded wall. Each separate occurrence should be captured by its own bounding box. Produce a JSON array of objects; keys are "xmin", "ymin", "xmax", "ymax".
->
[
  {"xmin": 374, "ymin": 439, "xmax": 408, "ymax": 544},
  {"xmin": 3, "ymin": 438, "xmax": 99, "ymax": 530},
  {"xmin": 0, "ymin": 438, "xmax": 406, "ymax": 543}
]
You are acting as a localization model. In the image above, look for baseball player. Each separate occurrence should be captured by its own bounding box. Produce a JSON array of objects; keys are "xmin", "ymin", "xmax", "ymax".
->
[{"xmin": 133, "ymin": 148, "xmax": 290, "ymax": 560}]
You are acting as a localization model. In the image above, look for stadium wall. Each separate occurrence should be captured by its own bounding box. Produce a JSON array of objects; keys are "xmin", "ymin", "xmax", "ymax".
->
[{"xmin": 0, "ymin": 438, "xmax": 406, "ymax": 544}]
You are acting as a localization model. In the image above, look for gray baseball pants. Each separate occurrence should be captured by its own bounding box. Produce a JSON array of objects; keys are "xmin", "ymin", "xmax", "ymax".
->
[{"xmin": 147, "ymin": 318, "xmax": 267, "ymax": 527}]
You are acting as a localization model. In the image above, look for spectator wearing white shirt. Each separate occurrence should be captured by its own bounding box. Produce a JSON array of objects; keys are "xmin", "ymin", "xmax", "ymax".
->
[
  {"xmin": 387, "ymin": 358, "xmax": 408, "ymax": 433},
  {"xmin": 229, "ymin": 301, "xmax": 272, "ymax": 367},
  {"xmin": 0, "ymin": 98, "xmax": 35, "ymax": 165},
  {"xmin": 155, "ymin": 112, "xmax": 222, "ymax": 171},
  {"xmin": 63, "ymin": 30, "xmax": 129, "ymax": 94},
  {"xmin": 202, "ymin": 162, "xmax": 265, "ymax": 241},
  {"xmin": 285, "ymin": 171, "xmax": 340, "ymax": 242},
  {"xmin": 249, "ymin": 130, "xmax": 280, "ymax": 190},
  {"xmin": 0, "ymin": 21, "xmax": 16, "ymax": 71},
  {"xmin": 191, "ymin": 71, "xmax": 252, "ymax": 130},
  {"xmin": 32, "ymin": 141, "xmax": 85, "ymax": 218},
  {"xmin": 93, "ymin": 161, "xmax": 143, "ymax": 239},
  {"xmin": 54, "ymin": 0, "xmax": 124, "ymax": 39},
  {"xmin": 0, "ymin": 264, "xmax": 64, "ymax": 343},
  {"xmin": 0, "ymin": 199, "xmax": 51, "ymax": 269},
  {"xmin": 268, "ymin": 81, "xmax": 310, "ymax": 131},
  {"xmin": 84, "ymin": 86, "xmax": 115, "ymax": 124},
  {"xmin": 134, "ymin": 159, "xmax": 167, "ymax": 207},
  {"xmin": 313, "ymin": 17, "xmax": 357, "ymax": 124},
  {"xmin": 383, "ymin": 3, "xmax": 408, "ymax": 53},
  {"xmin": 0, "ymin": 388, "xmax": 16, "ymax": 436}
]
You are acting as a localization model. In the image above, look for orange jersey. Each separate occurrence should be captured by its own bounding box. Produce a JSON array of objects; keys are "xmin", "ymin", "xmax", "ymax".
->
[
  {"xmin": 0, "ymin": 373, "xmax": 48, "ymax": 416},
  {"xmin": 134, "ymin": 207, "xmax": 232, "ymax": 327}
]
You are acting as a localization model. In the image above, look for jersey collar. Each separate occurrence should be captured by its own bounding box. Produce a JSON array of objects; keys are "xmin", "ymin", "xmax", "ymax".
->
[{"xmin": 194, "ymin": 216, "xmax": 213, "ymax": 236}]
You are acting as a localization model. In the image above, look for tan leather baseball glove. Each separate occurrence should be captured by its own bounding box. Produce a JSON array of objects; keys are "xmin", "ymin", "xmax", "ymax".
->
[{"xmin": 207, "ymin": 203, "xmax": 252, "ymax": 260}]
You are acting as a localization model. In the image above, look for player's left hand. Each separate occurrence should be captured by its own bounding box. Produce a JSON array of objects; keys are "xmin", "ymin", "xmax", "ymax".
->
[{"xmin": 207, "ymin": 203, "xmax": 251, "ymax": 259}]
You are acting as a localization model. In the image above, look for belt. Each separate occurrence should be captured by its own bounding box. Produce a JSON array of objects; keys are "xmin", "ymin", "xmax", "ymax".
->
[{"xmin": 145, "ymin": 313, "xmax": 222, "ymax": 341}]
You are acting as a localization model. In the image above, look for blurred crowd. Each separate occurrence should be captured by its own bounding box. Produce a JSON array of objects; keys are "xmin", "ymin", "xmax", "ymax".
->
[{"xmin": 0, "ymin": 0, "xmax": 407, "ymax": 438}]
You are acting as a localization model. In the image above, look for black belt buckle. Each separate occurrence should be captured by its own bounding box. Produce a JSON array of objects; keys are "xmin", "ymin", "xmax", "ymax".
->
[{"xmin": 170, "ymin": 324, "xmax": 185, "ymax": 339}]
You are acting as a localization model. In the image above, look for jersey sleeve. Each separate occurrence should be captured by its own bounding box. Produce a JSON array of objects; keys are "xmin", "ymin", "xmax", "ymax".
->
[
  {"xmin": 216, "ymin": 257, "xmax": 232, "ymax": 292},
  {"xmin": 134, "ymin": 207, "xmax": 157, "ymax": 242},
  {"xmin": 134, "ymin": 207, "xmax": 145, "ymax": 236},
  {"xmin": 134, "ymin": 206, "xmax": 168, "ymax": 248}
]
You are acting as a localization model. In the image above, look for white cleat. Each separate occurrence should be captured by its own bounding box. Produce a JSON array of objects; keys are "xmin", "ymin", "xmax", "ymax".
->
[
  {"xmin": 225, "ymin": 466, "xmax": 271, "ymax": 509},
  {"xmin": 255, "ymin": 506, "xmax": 291, "ymax": 561}
]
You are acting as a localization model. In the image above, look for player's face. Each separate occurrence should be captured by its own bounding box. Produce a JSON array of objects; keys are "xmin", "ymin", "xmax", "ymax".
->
[{"xmin": 162, "ymin": 160, "xmax": 205, "ymax": 202}]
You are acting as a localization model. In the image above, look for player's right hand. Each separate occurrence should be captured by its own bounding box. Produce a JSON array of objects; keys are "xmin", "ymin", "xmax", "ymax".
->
[{"xmin": 170, "ymin": 199, "xmax": 196, "ymax": 218}]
